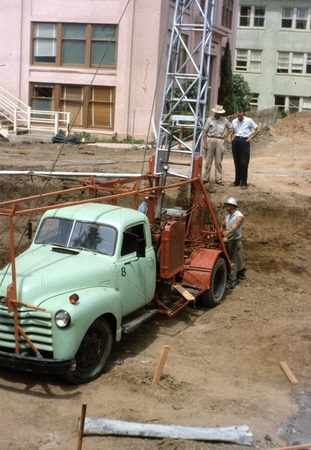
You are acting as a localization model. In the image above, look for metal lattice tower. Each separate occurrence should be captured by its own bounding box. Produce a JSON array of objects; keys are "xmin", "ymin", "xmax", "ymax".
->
[{"xmin": 154, "ymin": 0, "xmax": 215, "ymax": 185}]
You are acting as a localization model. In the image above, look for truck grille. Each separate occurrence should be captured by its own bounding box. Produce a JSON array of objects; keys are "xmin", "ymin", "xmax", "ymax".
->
[{"xmin": 0, "ymin": 302, "xmax": 53, "ymax": 353}]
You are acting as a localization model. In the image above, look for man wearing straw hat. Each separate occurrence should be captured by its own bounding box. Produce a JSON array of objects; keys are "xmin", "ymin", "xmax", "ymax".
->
[{"xmin": 202, "ymin": 104, "xmax": 232, "ymax": 185}]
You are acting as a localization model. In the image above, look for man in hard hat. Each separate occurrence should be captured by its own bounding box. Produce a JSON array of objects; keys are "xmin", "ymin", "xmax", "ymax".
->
[
  {"xmin": 202, "ymin": 104, "xmax": 232, "ymax": 185},
  {"xmin": 220, "ymin": 197, "xmax": 244, "ymax": 289}
]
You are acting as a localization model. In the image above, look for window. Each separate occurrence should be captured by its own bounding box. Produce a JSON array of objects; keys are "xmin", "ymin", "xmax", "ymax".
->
[
  {"xmin": 281, "ymin": 8, "xmax": 311, "ymax": 30},
  {"xmin": 275, "ymin": 95, "xmax": 311, "ymax": 114},
  {"xmin": 250, "ymin": 93, "xmax": 259, "ymax": 110},
  {"xmin": 222, "ymin": 0, "xmax": 233, "ymax": 29},
  {"xmin": 121, "ymin": 225, "xmax": 145, "ymax": 256},
  {"xmin": 32, "ymin": 85, "xmax": 55, "ymax": 119},
  {"xmin": 31, "ymin": 83, "xmax": 115, "ymax": 130},
  {"xmin": 92, "ymin": 26, "xmax": 117, "ymax": 66},
  {"xmin": 32, "ymin": 23, "xmax": 117, "ymax": 68},
  {"xmin": 281, "ymin": 9, "xmax": 293, "ymax": 28},
  {"xmin": 254, "ymin": 7, "xmax": 265, "ymax": 27},
  {"xmin": 249, "ymin": 51, "xmax": 261, "ymax": 71},
  {"xmin": 277, "ymin": 52, "xmax": 311, "ymax": 75},
  {"xmin": 60, "ymin": 86, "xmax": 84, "ymax": 126},
  {"xmin": 296, "ymin": 8, "xmax": 308, "ymax": 29},
  {"xmin": 288, "ymin": 96, "xmax": 299, "ymax": 114},
  {"xmin": 235, "ymin": 49, "xmax": 262, "ymax": 72},
  {"xmin": 88, "ymin": 87, "xmax": 114, "ymax": 127},
  {"xmin": 239, "ymin": 6, "xmax": 265, "ymax": 27},
  {"xmin": 274, "ymin": 95, "xmax": 285, "ymax": 114},
  {"xmin": 239, "ymin": 6, "xmax": 251, "ymax": 26},
  {"xmin": 292, "ymin": 53, "xmax": 303, "ymax": 74},
  {"xmin": 277, "ymin": 52, "xmax": 289, "ymax": 74},
  {"xmin": 33, "ymin": 24, "xmax": 56, "ymax": 63},
  {"xmin": 62, "ymin": 25, "xmax": 86, "ymax": 65},
  {"xmin": 235, "ymin": 50, "xmax": 247, "ymax": 71},
  {"xmin": 302, "ymin": 97, "xmax": 311, "ymax": 111}
]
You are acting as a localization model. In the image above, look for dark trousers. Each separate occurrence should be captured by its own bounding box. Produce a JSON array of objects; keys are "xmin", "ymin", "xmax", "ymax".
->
[
  {"xmin": 232, "ymin": 138, "xmax": 250, "ymax": 187},
  {"xmin": 226, "ymin": 239, "xmax": 241, "ymax": 288}
]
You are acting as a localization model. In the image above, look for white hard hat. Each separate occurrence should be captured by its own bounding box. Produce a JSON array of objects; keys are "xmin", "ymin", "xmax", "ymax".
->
[{"xmin": 224, "ymin": 197, "xmax": 238, "ymax": 207}]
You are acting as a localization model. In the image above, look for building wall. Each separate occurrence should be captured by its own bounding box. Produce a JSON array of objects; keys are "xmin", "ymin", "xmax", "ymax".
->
[
  {"xmin": 0, "ymin": 0, "xmax": 238, "ymax": 139},
  {"xmin": 235, "ymin": 0, "xmax": 311, "ymax": 113}
]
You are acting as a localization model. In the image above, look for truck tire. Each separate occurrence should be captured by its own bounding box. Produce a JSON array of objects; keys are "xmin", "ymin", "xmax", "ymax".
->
[
  {"xmin": 199, "ymin": 256, "xmax": 227, "ymax": 308},
  {"xmin": 63, "ymin": 318, "xmax": 113, "ymax": 384}
]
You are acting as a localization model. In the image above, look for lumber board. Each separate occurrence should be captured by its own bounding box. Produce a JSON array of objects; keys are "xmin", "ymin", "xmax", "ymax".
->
[
  {"xmin": 279, "ymin": 361, "xmax": 298, "ymax": 384},
  {"xmin": 173, "ymin": 284, "xmax": 195, "ymax": 301},
  {"xmin": 267, "ymin": 443, "xmax": 311, "ymax": 450},
  {"xmin": 153, "ymin": 345, "xmax": 170, "ymax": 383}
]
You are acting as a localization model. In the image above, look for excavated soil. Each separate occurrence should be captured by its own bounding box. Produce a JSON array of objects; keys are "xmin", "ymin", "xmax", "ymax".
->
[{"xmin": 0, "ymin": 111, "xmax": 310, "ymax": 450}]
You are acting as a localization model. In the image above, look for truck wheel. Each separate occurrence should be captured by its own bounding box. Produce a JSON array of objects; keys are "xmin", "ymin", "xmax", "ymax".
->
[
  {"xmin": 63, "ymin": 318, "xmax": 113, "ymax": 384},
  {"xmin": 199, "ymin": 256, "xmax": 227, "ymax": 308}
]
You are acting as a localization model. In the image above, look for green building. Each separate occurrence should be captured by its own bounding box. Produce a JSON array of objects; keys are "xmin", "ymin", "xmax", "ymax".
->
[{"xmin": 235, "ymin": 1, "xmax": 311, "ymax": 114}]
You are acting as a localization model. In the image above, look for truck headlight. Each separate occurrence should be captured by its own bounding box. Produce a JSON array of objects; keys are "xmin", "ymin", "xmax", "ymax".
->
[{"xmin": 55, "ymin": 310, "xmax": 71, "ymax": 328}]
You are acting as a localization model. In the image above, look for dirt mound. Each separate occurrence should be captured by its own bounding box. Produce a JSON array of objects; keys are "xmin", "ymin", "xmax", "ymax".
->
[{"xmin": 270, "ymin": 111, "xmax": 311, "ymax": 138}]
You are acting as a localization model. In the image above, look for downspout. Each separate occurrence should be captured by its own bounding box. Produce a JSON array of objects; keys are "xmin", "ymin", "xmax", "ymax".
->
[
  {"xmin": 18, "ymin": 0, "xmax": 24, "ymax": 101},
  {"xmin": 125, "ymin": 0, "xmax": 135, "ymax": 138}
]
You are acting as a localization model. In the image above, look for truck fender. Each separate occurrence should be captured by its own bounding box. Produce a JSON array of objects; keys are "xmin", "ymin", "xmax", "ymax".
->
[
  {"xmin": 47, "ymin": 287, "xmax": 122, "ymax": 360},
  {"xmin": 182, "ymin": 248, "xmax": 229, "ymax": 290}
]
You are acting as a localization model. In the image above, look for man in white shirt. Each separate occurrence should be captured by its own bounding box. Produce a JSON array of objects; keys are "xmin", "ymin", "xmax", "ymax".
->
[{"xmin": 231, "ymin": 108, "xmax": 260, "ymax": 190}]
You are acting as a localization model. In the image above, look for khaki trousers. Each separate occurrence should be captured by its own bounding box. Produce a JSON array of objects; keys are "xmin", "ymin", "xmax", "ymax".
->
[{"xmin": 203, "ymin": 137, "xmax": 224, "ymax": 182}]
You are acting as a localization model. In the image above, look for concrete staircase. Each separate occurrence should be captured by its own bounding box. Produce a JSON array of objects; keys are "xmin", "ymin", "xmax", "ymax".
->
[{"xmin": 0, "ymin": 86, "xmax": 70, "ymax": 141}]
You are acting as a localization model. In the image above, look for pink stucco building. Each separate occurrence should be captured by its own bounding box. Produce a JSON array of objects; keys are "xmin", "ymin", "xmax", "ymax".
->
[{"xmin": 0, "ymin": 0, "xmax": 238, "ymax": 140}]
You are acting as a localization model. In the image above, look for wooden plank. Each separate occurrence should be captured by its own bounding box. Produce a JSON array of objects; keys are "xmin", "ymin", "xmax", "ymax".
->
[
  {"xmin": 77, "ymin": 404, "xmax": 87, "ymax": 450},
  {"xmin": 173, "ymin": 284, "xmax": 195, "ymax": 301},
  {"xmin": 267, "ymin": 443, "xmax": 311, "ymax": 450},
  {"xmin": 279, "ymin": 361, "xmax": 298, "ymax": 384},
  {"xmin": 153, "ymin": 345, "xmax": 170, "ymax": 384}
]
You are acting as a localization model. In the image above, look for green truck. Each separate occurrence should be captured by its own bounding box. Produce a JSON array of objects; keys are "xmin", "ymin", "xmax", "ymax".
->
[{"xmin": 0, "ymin": 170, "xmax": 230, "ymax": 384}]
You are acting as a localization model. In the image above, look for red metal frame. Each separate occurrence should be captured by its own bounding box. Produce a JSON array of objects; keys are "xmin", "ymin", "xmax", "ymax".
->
[{"xmin": 0, "ymin": 155, "xmax": 231, "ymax": 347}]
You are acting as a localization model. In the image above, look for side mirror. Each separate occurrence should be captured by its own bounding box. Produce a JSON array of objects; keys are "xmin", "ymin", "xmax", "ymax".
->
[
  {"xmin": 136, "ymin": 239, "xmax": 146, "ymax": 258},
  {"xmin": 27, "ymin": 221, "xmax": 32, "ymax": 240}
]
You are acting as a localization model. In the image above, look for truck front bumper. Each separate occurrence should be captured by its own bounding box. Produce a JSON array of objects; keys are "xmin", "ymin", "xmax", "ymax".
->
[{"xmin": 0, "ymin": 350, "xmax": 76, "ymax": 374}]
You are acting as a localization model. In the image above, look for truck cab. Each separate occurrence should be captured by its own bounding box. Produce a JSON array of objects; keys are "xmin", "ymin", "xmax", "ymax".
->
[{"xmin": 0, "ymin": 203, "xmax": 156, "ymax": 384}]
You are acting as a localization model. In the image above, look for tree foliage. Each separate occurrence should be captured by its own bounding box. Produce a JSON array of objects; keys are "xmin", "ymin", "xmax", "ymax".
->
[
  {"xmin": 232, "ymin": 74, "xmax": 252, "ymax": 113},
  {"xmin": 218, "ymin": 40, "xmax": 235, "ymax": 115}
]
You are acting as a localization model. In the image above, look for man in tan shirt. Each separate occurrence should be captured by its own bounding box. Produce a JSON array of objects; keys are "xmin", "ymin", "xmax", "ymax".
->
[{"xmin": 203, "ymin": 104, "xmax": 232, "ymax": 185}]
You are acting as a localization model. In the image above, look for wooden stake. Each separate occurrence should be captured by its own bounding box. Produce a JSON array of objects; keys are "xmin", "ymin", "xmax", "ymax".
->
[
  {"xmin": 77, "ymin": 404, "xmax": 87, "ymax": 450},
  {"xmin": 279, "ymin": 361, "xmax": 298, "ymax": 384},
  {"xmin": 153, "ymin": 345, "xmax": 170, "ymax": 384},
  {"xmin": 267, "ymin": 444, "xmax": 311, "ymax": 450}
]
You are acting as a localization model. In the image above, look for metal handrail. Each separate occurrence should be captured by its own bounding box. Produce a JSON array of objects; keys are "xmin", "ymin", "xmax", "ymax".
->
[{"xmin": 0, "ymin": 86, "xmax": 70, "ymax": 136}]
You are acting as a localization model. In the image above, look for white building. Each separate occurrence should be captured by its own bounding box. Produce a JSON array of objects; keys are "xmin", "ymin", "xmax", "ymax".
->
[{"xmin": 234, "ymin": 0, "xmax": 311, "ymax": 114}]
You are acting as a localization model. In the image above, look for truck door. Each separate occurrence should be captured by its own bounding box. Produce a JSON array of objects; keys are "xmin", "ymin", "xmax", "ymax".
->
[{"xmin": 119, "ymin": 223, "xmax": 155, "ymax": 317}]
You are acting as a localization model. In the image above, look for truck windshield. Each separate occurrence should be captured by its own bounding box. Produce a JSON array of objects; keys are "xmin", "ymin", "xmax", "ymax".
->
[{"xmin": 35, "ymin": 218, "xmax": 117, "ymax": 256}]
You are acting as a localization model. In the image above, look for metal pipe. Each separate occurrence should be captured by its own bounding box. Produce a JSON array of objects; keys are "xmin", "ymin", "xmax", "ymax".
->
[
  {"xmin": 82, "ymin": 418, "xmax": 254, "ymax": 446},
  {"xmin": 0, "ymin": 171, "xmax": 145, "ymax": 178}
]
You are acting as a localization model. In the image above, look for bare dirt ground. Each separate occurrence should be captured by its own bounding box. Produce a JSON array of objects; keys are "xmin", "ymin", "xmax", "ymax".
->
[{"xmin": 0, "ymin": 112, "xmax": 310, "ymax": 450}]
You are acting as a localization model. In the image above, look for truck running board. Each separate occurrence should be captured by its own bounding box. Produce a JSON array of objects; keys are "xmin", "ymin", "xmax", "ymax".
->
[{"xmin": 121, "ymin": 308, "xmax": 158, "ymax": 334}]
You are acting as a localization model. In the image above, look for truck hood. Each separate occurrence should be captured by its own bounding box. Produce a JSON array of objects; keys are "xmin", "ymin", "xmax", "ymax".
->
[{"xmin": 0, "ymin": 245, "xmax": 115, "ymax": 307}]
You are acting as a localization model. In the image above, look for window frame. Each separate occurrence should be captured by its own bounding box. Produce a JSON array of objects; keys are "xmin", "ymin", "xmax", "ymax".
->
[
  {"xmin": 277, "ymin": 51, "xmax": 311, "ymax": 75},
  {"xmin": 32, "ymin": 22, "xmax": 118, "ymax": 69},
  {"xmin": 221, "ymin": 0, "xmax": 234, "ymax": 29},
  {"xmin": 281, "ymin": 7, "xmax": 311, "ymax": 30},
  {"xmin": 235, "ymin": 49, "xmax": 262, "ymax": 73},
  {"xmin": 238, "ymin": 5, "xmax": 265, "ymax": 28},
  {"xmin": 30, "ymin": 83, "xmax": 115, "ymax": 130}
]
